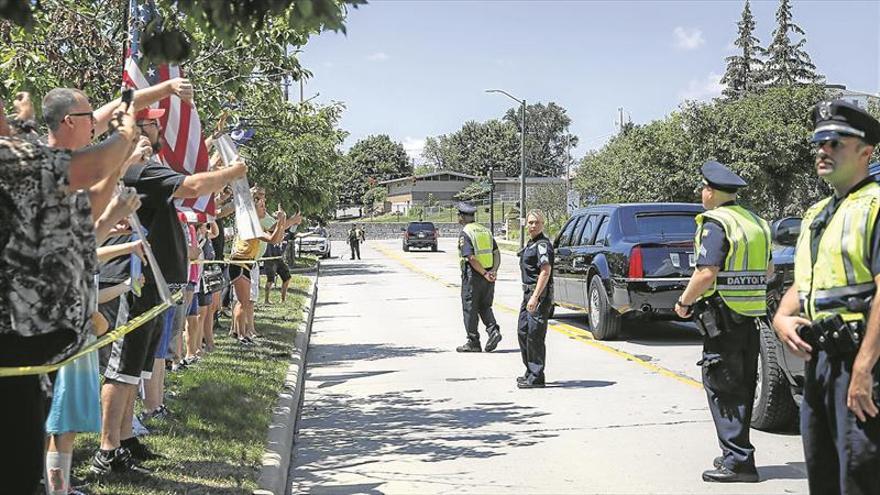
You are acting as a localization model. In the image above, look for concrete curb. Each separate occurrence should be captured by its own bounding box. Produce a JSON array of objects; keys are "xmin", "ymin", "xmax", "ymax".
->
[{"xmin": 253, "ymin": 264, "xmax": 320, "ymax": 495}]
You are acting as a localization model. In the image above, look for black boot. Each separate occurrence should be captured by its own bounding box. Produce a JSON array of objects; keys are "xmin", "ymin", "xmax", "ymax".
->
[
  {"xmin": 456, "ymin": 341, "xmax": 481, "ymax": 352},
  {"xmin": 484, "ymin": 326, "xmax": 502, "ymax": 352},
  {"xmin": 702, "ymin": 465, "xmax": 758, "ymax": 483}
]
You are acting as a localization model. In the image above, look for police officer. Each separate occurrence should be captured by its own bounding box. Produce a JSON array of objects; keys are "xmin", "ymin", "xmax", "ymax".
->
[
  {"xmin": 348, "ymin": 224, "xmax": 364, "ymax": 260},
  {"xmin": 773, "ymin": 100, "xmax": 880, "ymax": 494},
  {"xmin": 675, "ymin": 161, "xmax": 772, "ymax": 483},
  {"xmin": 517, "ymin": 210, "xmax": 554, "ymax": 388},
  {"xmin": 456, "ymin": 202, "xmax": 502, "ymax": 353}
]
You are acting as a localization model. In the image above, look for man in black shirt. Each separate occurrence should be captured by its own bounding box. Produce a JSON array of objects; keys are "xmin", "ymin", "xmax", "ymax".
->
[
  {"xmin": 517, "ymin": 210, "xmax": 555, "ymax": 388},
  {"xmin": 92, "ymin": 107, "xmax": 248, "ymax": 475}
]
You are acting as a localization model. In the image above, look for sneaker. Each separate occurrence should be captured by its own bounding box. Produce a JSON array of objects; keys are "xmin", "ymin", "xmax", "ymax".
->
[
  {"xmin": 456, "ymin": 341, "xmax": 481, "ymax": 353},
  {"xmin": 121, "ymin": 437, "xmax": 162, "ymax": 461},
  {"xmin": 132, "ymin": 415, "xmax": 150, "ymax": 436},
  {"xmin": 182, "ymin": 355, "xmax": 200, "ymax": 366},
  {"xmin": 516, "ymin": 374, "xmax": 529, "ymax": 384},
  {"xmin": 90, "ymin": 447, "xmax": 151, "ymax": 475}
]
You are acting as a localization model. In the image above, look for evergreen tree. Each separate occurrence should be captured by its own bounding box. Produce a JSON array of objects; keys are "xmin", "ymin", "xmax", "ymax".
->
[
  {"xmin": 763, "ymin": 0, "xmax": 823, "ymax": 86},
  {"xmin": 721, "ymin": 0, "xmax": 765, "ymax": 99}
]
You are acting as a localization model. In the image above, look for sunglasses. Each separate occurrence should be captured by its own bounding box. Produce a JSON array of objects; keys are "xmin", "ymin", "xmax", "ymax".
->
[
  {"xmin": 813, "ymin": 139, "xmax": 845, "ymax": 151},
  {"xmin": 67, "ymin": 111, "xmax": 95, "ymax": 122}
]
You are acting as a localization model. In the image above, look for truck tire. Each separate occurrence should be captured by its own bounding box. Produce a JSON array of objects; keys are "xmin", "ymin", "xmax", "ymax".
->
[
  {"xmin": 588, "ymin": 276, "xmax": 621, "ymax": 340},
  {"xmin": 403, "ymin": 243, "xmax": 409, "ymax": 252},
  {"xmin": 751, "ymin": 318, "xmax": 798, "ymax": 432},
  {"xmin": 431, "ymin": 243, "xmax": 438, "ymax": 252}
]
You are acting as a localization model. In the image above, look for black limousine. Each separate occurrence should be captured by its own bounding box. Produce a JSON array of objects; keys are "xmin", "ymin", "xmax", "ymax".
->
[{"xmin": 553, "ymin": 203, "xmax": 704, "ymax": 340}]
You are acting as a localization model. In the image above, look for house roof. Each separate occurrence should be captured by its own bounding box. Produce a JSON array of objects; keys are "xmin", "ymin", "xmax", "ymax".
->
[{"xmin": 378, "ymin": 170, "xmax": 478, "ymax": 185}]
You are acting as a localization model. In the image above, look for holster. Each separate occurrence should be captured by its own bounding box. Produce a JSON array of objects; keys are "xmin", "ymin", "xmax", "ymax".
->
[
  {"xmin": 693, "ymin": 295, "xmax": 746, "ymax": 339},
  {"xmin": 797, "ymin": 314, "xmax": 864, "ymax": 358}
]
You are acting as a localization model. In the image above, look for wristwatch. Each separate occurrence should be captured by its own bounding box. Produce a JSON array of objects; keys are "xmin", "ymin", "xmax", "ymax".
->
[{"xmin": 676, "ymin": 299, "xmax": 692, "ymax": 310}]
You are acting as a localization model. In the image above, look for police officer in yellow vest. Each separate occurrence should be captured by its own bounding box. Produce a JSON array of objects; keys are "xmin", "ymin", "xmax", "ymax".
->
[
  {"xmin": 772, "ymin": 100, "xmax": 880, "ymax": 495},
  {"xmin": 456, "ymin": 202, "xmax": 502, "ymax": 353},
  {"xmin": 675, "ymin": 161, "xmax": 772, "ymax": 483}
]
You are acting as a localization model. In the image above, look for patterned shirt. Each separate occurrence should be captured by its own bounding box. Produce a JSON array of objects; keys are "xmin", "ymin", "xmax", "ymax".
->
[{"xmin": 0, "ymin": 137, "xmax": 96, "ymax": 365}]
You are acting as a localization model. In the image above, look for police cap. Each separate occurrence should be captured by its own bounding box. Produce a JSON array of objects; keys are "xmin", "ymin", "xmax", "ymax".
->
[
  {"xmin": 700, "ymin": 161, "xmax": 747, "ymax": 193},
  {"xmin": 457, "ymin": 202, "xmax": 477, "ymax": 215},
  {"xmin": 811, "ymin": 99, "xmax": 880, "ymax": 146}
]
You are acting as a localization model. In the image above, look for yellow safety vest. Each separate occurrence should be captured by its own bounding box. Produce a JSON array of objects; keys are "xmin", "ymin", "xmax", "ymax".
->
[
  {"xmin": 795, "ymin": 181, "xmax": 880, "ymax": 323},
  {"xmin": 694, "ymin": 204, "xmax": 771, "ymax": 317},
  {"xmin": 460, "ymin": 222, "xmax": 494, "ymax": 269}
]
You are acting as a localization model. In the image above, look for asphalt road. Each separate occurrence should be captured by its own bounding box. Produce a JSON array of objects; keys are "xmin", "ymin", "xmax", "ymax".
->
[{"xmin": 289, "ymin": 238, "xmax": 808, "ymax": 495}]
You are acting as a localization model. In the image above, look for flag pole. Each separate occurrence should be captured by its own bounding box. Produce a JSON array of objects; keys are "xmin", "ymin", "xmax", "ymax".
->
[{"xmin": 121, "ymin": 0, "xmax": 131, "ymax": 81}]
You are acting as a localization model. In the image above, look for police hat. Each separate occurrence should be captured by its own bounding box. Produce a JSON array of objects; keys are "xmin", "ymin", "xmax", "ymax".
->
[
  {"xmin": 457, "ymin": 202, "xmax": 477, "ymax": 215},
  {"xmin": 700, "ymin": 161, "xmax": 747, "ymax": 193},
  {"xmin": 811, "ymin": 99, "xmax": 880, "ymax": 146}
]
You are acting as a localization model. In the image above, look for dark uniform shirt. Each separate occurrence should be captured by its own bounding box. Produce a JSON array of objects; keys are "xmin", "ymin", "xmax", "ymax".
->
[{"xmin": 519, "ymin": 233, "xmax": 554, "ymax": 285}]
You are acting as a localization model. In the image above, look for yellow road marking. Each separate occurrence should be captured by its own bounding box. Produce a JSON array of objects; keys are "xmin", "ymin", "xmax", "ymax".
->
[{"xmin": 372, "ymin": 243, "xmax": 703, "ymax": 390}]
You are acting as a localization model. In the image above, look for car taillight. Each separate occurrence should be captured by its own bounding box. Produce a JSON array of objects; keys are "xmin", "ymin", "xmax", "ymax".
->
[{"xmin": 628, "ymin": 245, "xmax": 644, "ymax": 278}]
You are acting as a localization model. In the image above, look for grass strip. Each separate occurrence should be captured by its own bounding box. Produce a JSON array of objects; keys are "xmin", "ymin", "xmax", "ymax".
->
[{"xmin": 72, "ymin": 275, "xmax": 311, "ymax": 495}]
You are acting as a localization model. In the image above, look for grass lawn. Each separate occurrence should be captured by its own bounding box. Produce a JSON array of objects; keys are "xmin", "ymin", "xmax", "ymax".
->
[{"xmin": 72, "ymin": 275, "xmax": 312, "ymax": 494}]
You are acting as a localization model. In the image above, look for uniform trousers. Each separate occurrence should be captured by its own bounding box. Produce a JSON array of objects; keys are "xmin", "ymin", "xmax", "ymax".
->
[
  {"xmin": 460, "ymin": 269, "xmax": 497, "ymax": 344},
  {"xmin": 349, "ymin": 240, "xmax": 361, "ymax": 260},
  {"xmin": 801, "ymin": 351, "xmax": 880, "ymax": 495},
  {"xmin": 517, "ymin": 287, "xmax": 552, "ymax": 383},
  {"xmin": 699, "ymin": 316, "xmax": 759, "ymax": 471}
]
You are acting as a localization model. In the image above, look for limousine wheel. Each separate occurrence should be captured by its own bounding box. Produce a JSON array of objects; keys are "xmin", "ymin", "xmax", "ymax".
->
[
  {"xmin": 751, "ymin": 318, "xmax": 798, "ymax": 432},
  {"xmin": 588, "ymin": 276, "xmax": 621, "ymax": 340}
]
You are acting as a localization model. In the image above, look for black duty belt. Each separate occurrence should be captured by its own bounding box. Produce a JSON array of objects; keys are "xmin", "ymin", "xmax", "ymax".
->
[{"xmin": 523, "ymin": 283, "xmax": 537, "ymax": 291}]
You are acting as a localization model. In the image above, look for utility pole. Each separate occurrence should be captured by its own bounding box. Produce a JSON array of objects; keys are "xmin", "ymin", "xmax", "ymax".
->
[
  {"xmin": 300, "ymin": 79, "xmax": 304, "ymax": 103},
  {"xmin": 519, "ymin": 98, "xmax": 526, "ymax": 248}
]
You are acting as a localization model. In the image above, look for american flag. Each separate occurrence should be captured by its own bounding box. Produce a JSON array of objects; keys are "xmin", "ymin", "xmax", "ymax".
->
[{"xmin": 123, "ymin": 0, "xmax": 214, "ymax": 222}]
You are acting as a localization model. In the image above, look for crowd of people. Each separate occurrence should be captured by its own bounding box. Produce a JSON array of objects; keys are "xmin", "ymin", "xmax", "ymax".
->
[{"xmin": 0, "ymin": 78, "xmax": 302, "ymax": 495}]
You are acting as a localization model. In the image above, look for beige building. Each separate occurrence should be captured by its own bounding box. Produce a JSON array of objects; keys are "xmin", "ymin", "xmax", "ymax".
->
[{"xmin": 380, "ymin": 171, "xmax": 477, "ymax": 213}]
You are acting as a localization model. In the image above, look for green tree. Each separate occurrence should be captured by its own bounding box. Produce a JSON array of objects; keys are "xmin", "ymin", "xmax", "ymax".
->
[
  {"xmin": 338, "ymin": 134, "xmax": 412, "ymax": 205},
  {"xmin": 763, "ymin": 0, "xmax": 823, "ymax": 87},
  {"xmin": 454, "ymin": 181, "xmax": 491, "ymax": 202},
  {"xmin": 362, "ymin": 186, "xmax": 387, "ymax": 212},
  {"xmin": 528, "ymin": 182, "xmax": 569, "ymax": 232},
  {"xmin": 424, "ymin": 119, "xmax": 520, "ymax": 177},
  {"xmin": 575, "ymin": 85, "xmax": 830, "ymax": 219},
  {"xmin": 239, "ymin": 90, "xmax": 348, "ymax": 218},
  {"xmin": 504, "ymin": 102, "xmax": 578, "ymax": 177},
  {"xmin": 1, "ymin": 0, "xmax": 363, "ymax": 63},
  {"xmin": 721, "ymin": 0, "xmax": 766, "ymax": 99}
]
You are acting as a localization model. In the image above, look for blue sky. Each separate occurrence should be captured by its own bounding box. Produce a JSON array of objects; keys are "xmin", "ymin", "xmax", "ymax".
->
[{"xmin": 298, "ymin": 0, "xmax": 880, "ymax": 161}]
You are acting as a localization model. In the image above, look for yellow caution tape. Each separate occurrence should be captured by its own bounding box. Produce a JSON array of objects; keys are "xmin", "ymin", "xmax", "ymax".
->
[
  {"xmin": 0, "ymin": 291, "xmax": 183, "ymax": 377},
  {"xmin": 192, "ymin": 256, "xmax": 284, "ymax": 265}
]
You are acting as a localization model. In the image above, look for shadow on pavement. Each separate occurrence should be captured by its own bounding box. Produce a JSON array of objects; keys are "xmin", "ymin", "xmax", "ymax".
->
[
  {"xmin": 319, "ymin": 262, "xmax": 387, "ymax": 278},
  {"xmin": 543, "ymin": 379, "xmax": 616, "ymax": 389},
  {"xmin": 757, "ymin": 462, "xmax": 807, "ymax": 481},
  {"xmin": 308, "ymin": 370, "xmax": 397, "ymax": 389},
  {"xmin": 307, "ymin": 342, "xmax": 443, "ymax": 369},
  {"xmin": 291, "ymin": 389, "xmax": 553, "ymax": 492}
]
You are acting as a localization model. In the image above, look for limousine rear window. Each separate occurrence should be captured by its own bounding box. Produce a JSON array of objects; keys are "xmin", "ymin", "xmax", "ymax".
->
[{"xmin": 634, "ymin": 213, "xmax": 697, "ymax": 236}]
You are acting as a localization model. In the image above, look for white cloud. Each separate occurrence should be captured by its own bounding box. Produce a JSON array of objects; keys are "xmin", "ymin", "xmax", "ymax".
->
[
  {"xmin": 673, "ymin": 26, "xmax": 705, "ymax": 50},
  {"xmin": 680, "ymin": 72, "xmax": 725, "ymax": 101},
  {"xmin": 366, "ymin": 52, "xmax": 390, "ymax": 62},
  {"xmin": 402, "ymin": 136, "xmax": 426, "ymax": 162}
]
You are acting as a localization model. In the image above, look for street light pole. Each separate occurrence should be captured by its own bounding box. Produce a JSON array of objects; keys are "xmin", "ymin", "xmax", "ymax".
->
[{"xmin": 485, "ymin": 88, "xmax": 527, "ymax": 248}]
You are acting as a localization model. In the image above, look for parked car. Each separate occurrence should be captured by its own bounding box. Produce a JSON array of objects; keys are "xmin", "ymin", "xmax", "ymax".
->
[
  {"xmin": 402, "ymin": 221, "xmax": 438, "ymax": 252},
  {"xmin": 751, "ymin": 216, "xmax": 802, "ymax": 431},
  {"xmin": 296, "ymin": 227, "xmax": 331, "ymax": 259},
  {"xmin": 552, "ymin": 203, "xmax": 704, "ymax": 340}
]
